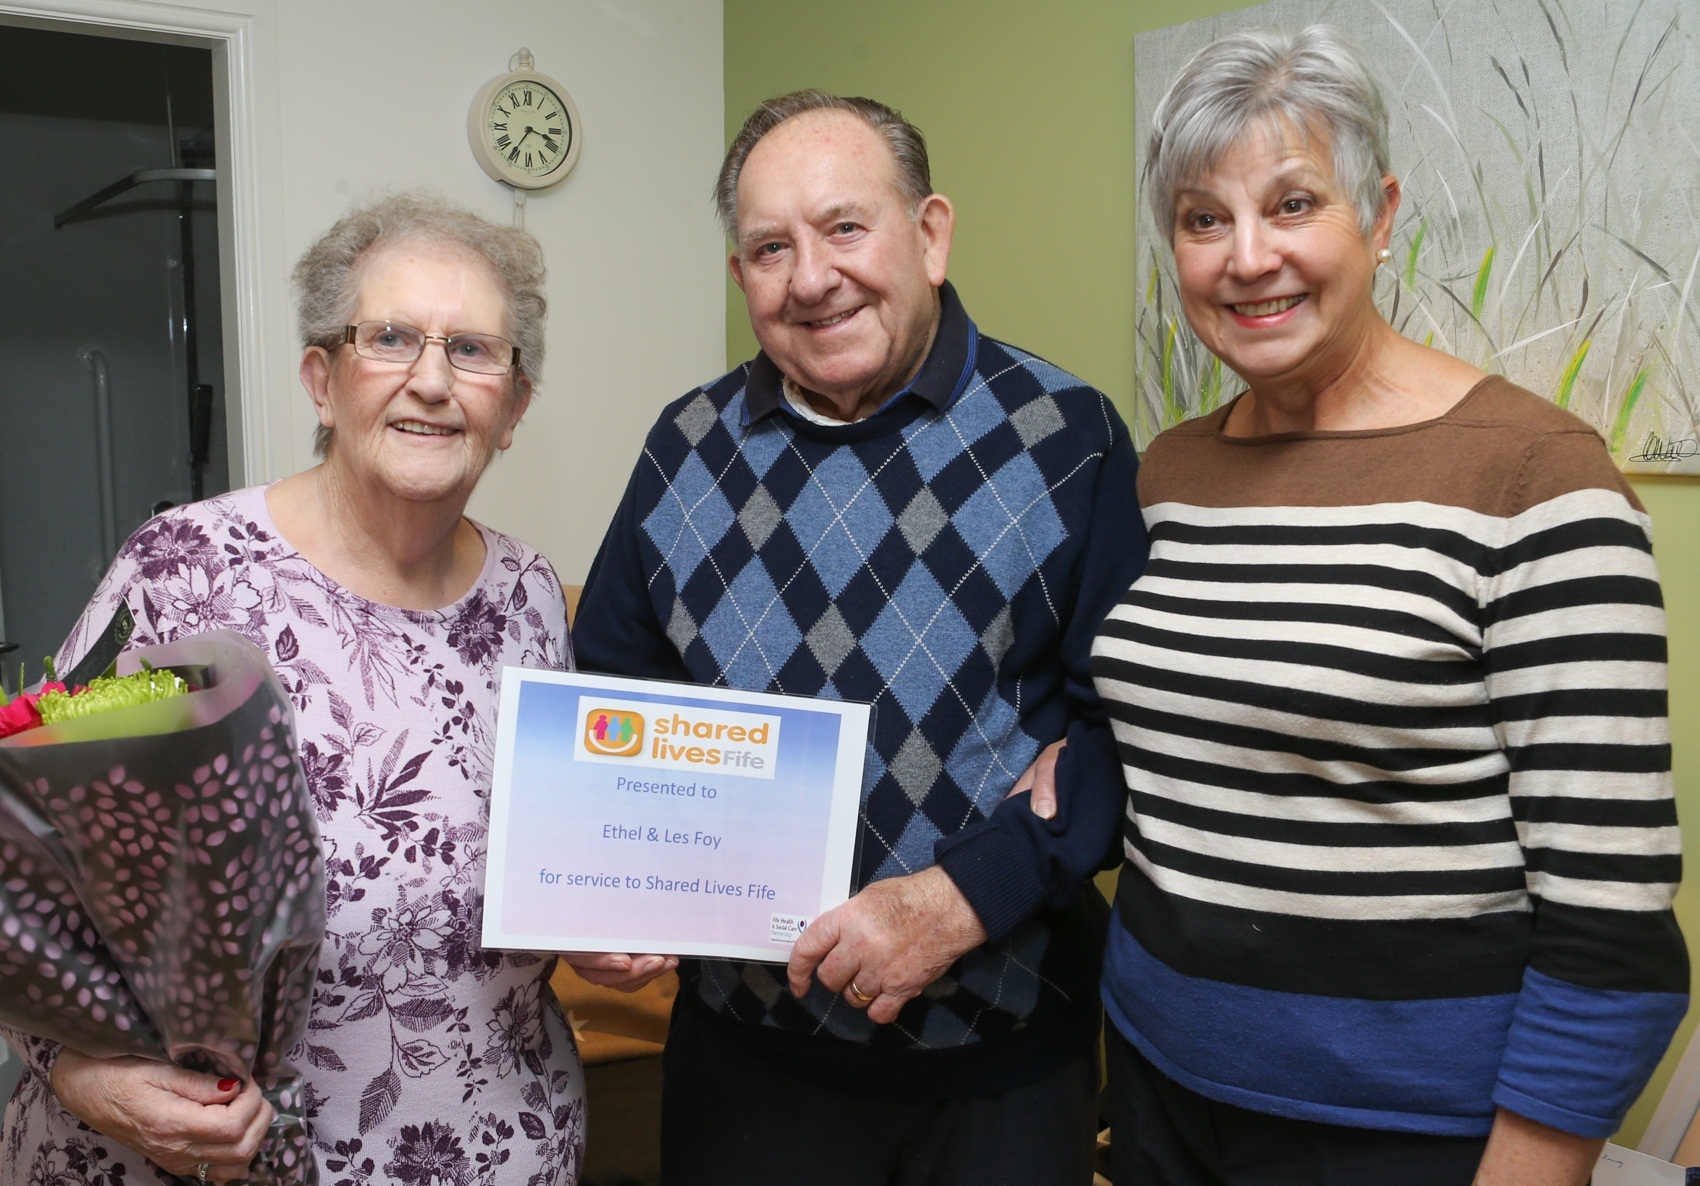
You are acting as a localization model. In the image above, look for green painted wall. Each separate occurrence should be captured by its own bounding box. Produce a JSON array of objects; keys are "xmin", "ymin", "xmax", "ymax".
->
[
  {"xmin": 725, "ymin": 0, "xmax": 1700, "ymax": 1151},
  {"xmin": 1629, "ymin": 475, "xmax": 1700, "ymax": 1148}
]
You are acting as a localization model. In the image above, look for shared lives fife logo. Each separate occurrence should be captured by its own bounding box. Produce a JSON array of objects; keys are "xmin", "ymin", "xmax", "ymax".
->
[
  {"xmin": 573, "ymin": 696, "xmax": 782, "ymax": 779},
  {"xmin": 583, "ymin": 707, "xmax": 645, "ymax": 757}
]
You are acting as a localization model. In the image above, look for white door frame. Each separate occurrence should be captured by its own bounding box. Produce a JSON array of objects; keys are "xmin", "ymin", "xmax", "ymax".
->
[{"xmin": 0, "ymin": 0, "xmax": 289, "ymax": 488}]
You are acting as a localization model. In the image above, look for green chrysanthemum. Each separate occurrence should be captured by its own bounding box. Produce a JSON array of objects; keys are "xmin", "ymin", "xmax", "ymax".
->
[{"xmin": 37, "ymin": 666, "xmax": 188, "ymax": 724}]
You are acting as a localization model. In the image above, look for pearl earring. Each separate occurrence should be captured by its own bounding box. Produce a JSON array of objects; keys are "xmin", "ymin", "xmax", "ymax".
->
[{"xmin": 1376, "ymin": 248, "xmax": 1392, "ymax": 265}]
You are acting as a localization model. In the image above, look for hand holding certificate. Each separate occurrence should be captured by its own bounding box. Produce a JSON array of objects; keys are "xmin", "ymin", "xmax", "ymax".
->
[{"xmin": 483, "ymin": 670, "xmax": 871, "ymax": 963}]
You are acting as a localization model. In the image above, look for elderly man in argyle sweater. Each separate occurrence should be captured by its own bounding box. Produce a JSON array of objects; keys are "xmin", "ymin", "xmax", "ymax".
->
[{"xmin": 570, "ymin": 89, "xmax": 1147, "ymax": 1185}]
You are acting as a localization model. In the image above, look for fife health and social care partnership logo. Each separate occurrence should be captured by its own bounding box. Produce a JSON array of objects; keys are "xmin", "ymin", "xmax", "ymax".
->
[{"xmin": 574, "ymin": 696, "xmax": 782, "ymax": 780}]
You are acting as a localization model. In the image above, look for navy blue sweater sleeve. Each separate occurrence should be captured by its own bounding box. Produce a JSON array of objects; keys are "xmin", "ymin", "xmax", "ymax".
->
[
  {"xmin": 571, "ymin": 447, "xmax": 692, "ymax": 683},
  {"xmin": 934, "ymin": 416, "xmax": 1147, "ymax": 941}
]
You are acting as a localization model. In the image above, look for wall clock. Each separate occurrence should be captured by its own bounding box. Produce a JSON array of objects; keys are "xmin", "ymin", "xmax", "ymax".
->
[{"xmin": 468, "ymin": 50, "xmax": 582, "ymax": 191}]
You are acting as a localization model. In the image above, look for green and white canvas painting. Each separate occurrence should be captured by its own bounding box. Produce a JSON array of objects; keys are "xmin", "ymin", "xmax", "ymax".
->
[{"xmin": 1133, "ymin": 0, "xmax": 1699, "ymax": 473}]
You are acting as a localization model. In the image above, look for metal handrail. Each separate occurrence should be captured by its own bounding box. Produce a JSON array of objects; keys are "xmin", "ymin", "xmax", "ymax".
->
[
  {"xmin": 80, "ymin": 349, "xmax": 119, "ymax": 562},
  {"xmin": 54, "ymin": 167, "xmax": 216, "ymax": 229}
]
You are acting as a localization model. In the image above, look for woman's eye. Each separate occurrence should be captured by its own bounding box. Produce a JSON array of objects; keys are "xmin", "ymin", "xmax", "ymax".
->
[
  {"xmin": 1188, "ymin": 212, "xmax": 1216, "ymax": 230},
  {"xmin": 1281, "ymin": 197, "xmax": 1310, "ymax": 214}
]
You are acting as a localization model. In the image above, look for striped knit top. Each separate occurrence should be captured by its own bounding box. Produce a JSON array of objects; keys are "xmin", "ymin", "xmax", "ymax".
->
[{"xmin": 1091, "ymin": 376, "xmax": 1686, "ymax": 1139}]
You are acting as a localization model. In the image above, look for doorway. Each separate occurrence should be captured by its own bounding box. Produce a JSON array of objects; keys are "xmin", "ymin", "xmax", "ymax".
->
[{"xmin": 0, "ymin": 23, "xmax": 229, "ymax": 685}]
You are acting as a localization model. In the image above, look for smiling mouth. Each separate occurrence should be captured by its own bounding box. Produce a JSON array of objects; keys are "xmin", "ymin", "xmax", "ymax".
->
[
  {"xmin": 1231, "ymin": 295, "xmax": 1307, "ymax": 317},
  {"xmin": 393, "ymin": 421, "xmax": 456, "ymax": 436},
  {"xmin": 804, "ymin": 308, "xmax": 859, "ymax": 329}
]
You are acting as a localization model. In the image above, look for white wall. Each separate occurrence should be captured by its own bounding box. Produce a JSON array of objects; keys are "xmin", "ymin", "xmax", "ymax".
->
[
  {"xmin": 3, "ymin": 0, "xmax": 727, "ymax": 585},
  {"xmin": 271, "ymin": 0, "xmax": 726, "ymax": 583}
]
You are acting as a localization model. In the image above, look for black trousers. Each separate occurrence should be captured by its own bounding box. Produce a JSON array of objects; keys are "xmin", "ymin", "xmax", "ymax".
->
[
  {"xmin": 1105, "ymin": 1026, "xmax": 1490, "ymax": 1186},
  {"xmin": 659, "ymin": 996, "xmax": 1099, "ymax": 1186}
]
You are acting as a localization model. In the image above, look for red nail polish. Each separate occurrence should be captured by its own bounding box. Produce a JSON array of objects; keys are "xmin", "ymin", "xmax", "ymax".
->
[{"xmin": 217, "ymin": 1078, "xmax": 239, "ymax": 1091}]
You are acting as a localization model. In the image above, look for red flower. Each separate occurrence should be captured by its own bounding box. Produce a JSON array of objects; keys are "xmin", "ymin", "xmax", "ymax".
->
[
  {"xmin": 0, "ymin": 694, "xmax": 43, "ymax": 739},
  {"xmin": 0, "ymin": 683, "xmax": 71, "ymax": 739}
]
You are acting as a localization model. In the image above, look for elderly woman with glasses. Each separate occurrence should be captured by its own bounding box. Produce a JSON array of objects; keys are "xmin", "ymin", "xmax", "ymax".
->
[
  {"xmin": 1031, "ymin": 25, "xmax": 1685, "ymax": 1186},
  {"xmin": 1, "ymin": 193, "xmax": 593, "ymax": 1184}
]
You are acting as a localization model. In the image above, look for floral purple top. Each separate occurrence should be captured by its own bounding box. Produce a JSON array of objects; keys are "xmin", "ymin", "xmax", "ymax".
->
[{"xmin": 1, "ymin": 484, "xmax": 584, "ymax": 1186}]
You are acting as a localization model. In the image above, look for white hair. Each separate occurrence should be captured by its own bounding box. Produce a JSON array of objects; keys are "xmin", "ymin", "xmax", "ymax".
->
[
  {"xmin": 1145, "ymin": 25, "xmax": 1391, "ymax": 242},
  {"xmin": 292, "ymin": 191, "xmax": 545, "ymax": 458}
]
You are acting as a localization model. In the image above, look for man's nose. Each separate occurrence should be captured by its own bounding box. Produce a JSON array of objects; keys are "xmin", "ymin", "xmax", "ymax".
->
[{"xmin": 789, "ymin": 237, "xmax": 839, "ymax": 303}]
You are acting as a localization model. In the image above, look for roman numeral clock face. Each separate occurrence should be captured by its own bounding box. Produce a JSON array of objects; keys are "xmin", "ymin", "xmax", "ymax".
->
[{"xmin": 468, "ymin": 70, "xmax": 582, "ymax": 190}]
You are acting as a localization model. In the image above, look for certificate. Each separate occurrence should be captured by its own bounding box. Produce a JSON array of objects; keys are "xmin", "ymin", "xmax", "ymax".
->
[{"xmin": 482, "ymin": 668, "xmax": 871, "ymax": 962}]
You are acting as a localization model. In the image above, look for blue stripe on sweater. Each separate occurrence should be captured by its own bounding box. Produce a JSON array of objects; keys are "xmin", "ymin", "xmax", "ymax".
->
[
  {"xmin": 1102, "ymin": 922, "xmax": 1511, "ymax": 1136},
  {"xmin": 1494, "ymin": 967, "xmax": 1687, "ymax": 1138},
  {"xmin": 1105, "ymin": 921, "xmax": 1690, "ymax": 1138}
]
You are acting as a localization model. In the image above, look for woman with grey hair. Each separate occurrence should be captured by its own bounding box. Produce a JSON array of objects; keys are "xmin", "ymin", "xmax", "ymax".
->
[
  {"xmin": 1033, "ymin": 23, "xmax": 1684, "ymax": 1186},
  {"xmin": 1, "ymin": 193, "xmax": 589, "ymax": 1183}
]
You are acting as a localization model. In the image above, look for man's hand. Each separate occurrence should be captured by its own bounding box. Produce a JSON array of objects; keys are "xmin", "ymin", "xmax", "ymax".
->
[
  {"xmin": 787, "ymin": 865, "xmax": 988, "ymax": 1025},
  {"xmin": 50, "ymin": 1050, "xmax": 271, "ymax": 1183},
  {"xmin": 561, "ymin": 952, "xmax": 678, "ymax": 992},
  {"xmin": 1008, "ymin": 739, "xmax": 1066, "ymax": 818}
]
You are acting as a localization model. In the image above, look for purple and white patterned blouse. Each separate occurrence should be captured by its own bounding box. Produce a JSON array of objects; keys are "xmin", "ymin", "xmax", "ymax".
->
[{"xmin": 1, "ymin": 484, "xmax": 584, "ymax": 1186}]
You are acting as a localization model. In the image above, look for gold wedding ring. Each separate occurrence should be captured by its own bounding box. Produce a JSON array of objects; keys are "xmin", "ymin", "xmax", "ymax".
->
[{"xmin": 847, "ymin": 979, "xmax": 875, "ymax": 1004}]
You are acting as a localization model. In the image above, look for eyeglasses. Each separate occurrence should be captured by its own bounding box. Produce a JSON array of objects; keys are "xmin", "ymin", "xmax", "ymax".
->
[{"xmin": 339, "ymin": 321, "xmax": 520, "ymax": 376}]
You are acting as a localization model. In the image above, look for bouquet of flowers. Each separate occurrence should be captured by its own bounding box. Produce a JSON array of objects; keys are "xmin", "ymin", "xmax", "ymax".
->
[{"xmin": 0, "ymin": 629, "xmax": 324, "ymax": 1185}]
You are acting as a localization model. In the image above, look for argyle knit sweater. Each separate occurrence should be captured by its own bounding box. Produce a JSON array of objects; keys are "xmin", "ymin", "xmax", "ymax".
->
[
  {"xmin": 1093, "ymin": 377, "xmax": 1687, "ymax": 1138},
  {"xmin": 574, "ymin": 287, "xmax": 1146, "ymax": 1096}
]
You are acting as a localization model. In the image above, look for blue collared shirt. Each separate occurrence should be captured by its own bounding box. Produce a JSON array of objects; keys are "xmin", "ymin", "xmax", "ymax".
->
[{"xmin": 739, "ymin": 280, "xmax": 980, "ymax": 429}]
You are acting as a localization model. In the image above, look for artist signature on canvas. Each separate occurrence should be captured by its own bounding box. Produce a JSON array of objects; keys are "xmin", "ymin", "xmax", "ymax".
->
[{"xmin": 1630, "ymin": 431, "xmax": 1699, "ymax": 463}]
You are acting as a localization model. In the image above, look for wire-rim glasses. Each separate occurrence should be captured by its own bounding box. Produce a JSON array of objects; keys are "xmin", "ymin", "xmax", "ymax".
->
[{"xmin": 340, "ymin": 321, "xmax": 520, "ymax": 376}]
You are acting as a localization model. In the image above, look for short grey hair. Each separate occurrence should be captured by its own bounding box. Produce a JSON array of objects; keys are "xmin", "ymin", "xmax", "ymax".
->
[
  {"xmin": 1145, "ymin": 25, "xmax": 1391, "ymax": 242},
  {"xmin": 291, "ymin": 191, "xmax": 547, "ymax": 458},
  {"xmin": 714, "ymin": 90, "xmax": 932, "ymax": 238}
]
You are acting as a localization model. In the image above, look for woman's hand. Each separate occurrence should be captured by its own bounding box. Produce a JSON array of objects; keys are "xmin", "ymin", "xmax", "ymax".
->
[
  {"xmin": 1473, "ymin": 1107, "xmax": 1603, "ymax": 1186},
  {"xmin": 1008, "ymin": 739, "xmax": 1067, "ymax": 819},
  {"xmin": 561, "ymin": 951, "xmax": 678, "ymax": 992},
  {"xmin": 50, "ymin": 1050, "xmax": 271, "ymax": 1182}
]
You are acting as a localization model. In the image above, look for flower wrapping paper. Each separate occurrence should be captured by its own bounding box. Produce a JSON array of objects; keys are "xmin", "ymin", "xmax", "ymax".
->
[{"xmin": 0, "ymin": 630, "xmax": 325, "ymax": 1184}]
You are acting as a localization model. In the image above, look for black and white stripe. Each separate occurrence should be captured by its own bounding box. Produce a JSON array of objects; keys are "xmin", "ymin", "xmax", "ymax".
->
[{"xmin": 1093, "ymin": 490, "xmax": 1677, "ymax": 931}]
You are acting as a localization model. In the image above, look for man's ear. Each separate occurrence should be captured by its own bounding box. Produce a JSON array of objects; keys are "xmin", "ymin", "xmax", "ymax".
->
[
  {"xmin": 916, "ymin": 194, "xmax": 955, "ymax": 287},
  {"xmin": 728, "ymin": 250, "xmax": 747, "ymax": 292}
]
